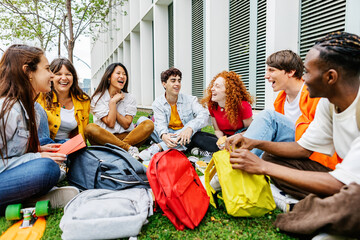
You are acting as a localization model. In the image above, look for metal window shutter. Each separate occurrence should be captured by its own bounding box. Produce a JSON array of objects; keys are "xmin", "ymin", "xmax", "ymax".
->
[
  {"xmin": 192, "ymin": 0, "xmax": 205, "ymax": 98},
  {"xmin": 229, "ymin": 0, "xmax": 250, "ymax": 89},
  {"xmin": 255, "ymin": 0, "xmax": 266, "ymax": 109},
  {"xmin": 168, "ymin": 3, "xmax": 174, "ymax": 68},
  {"xmin": 300, "ymin": 0, "xmax": 346, "ymax": 60}
]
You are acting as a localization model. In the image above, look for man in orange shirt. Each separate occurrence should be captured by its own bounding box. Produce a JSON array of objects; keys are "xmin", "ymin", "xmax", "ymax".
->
[{"xmin": 227, "ymin": 50, "xmax": 338, "ymax": 210}]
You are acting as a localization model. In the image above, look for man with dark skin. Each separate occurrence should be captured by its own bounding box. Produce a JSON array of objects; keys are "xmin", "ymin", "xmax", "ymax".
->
[
  {"xmin": 225, "ymin": 31, "xmax": 360, "ymax": 237},
  {"xmin": 226, "ymin": 32, "xmax": 359, "ymax": 196}
]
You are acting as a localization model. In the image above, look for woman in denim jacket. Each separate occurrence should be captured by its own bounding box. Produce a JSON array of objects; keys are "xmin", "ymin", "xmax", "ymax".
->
[{"xmin": 0, "ymin": 45, "xmax": 71, "ymax": 214}]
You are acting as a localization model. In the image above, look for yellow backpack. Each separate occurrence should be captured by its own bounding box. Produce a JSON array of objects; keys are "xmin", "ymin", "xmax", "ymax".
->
[{"xmin": 204, "ymin": 150, "xmax": 276, "ymax": 217}]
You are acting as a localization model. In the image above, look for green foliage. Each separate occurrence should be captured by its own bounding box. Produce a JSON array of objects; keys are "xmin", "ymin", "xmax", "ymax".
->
[{"xmin": 0, "ymin": 0, "xmax": 127, "ymax": 59}]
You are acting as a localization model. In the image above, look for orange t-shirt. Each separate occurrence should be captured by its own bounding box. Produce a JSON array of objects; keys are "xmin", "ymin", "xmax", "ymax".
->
[
  {"xmin": 168, "ymin": 105, "xmax": 184, "ymax": 130},
  {"xmin": 273, "ymin": 84, "xmax": 341, "ymax": 170}
]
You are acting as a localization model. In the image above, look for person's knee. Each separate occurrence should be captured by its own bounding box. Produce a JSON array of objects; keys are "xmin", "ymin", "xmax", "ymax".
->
[
  {"xmin": 33, "ymin": 158, "xmax": 60, "ymax": 186},
  {"xmin": 258, "ymin": 109, "xmax": 275, "ymax": 119},
  {"xmin": 140, "ymin": 119, "xmax": 154, "ymax": 133},
  {"xmin": 84, "ymin": 123, "xmax": 99, "ymax": 138}
]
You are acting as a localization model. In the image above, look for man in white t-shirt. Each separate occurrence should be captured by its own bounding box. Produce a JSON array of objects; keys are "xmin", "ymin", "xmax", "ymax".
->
[{"xmin": 225, "ymin": 31, "xmax": 360, "ymax": 237}]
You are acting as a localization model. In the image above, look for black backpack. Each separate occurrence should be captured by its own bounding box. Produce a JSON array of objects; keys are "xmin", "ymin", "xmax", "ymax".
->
[{"xmin": 66, "ymin": 143, "xmax": 149, "ymax": 191}]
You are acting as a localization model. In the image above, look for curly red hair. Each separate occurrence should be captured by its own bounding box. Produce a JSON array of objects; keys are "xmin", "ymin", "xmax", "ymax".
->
[{"xmin": 201, "ymin": 71, "xmax": 253, "ymax": 127}]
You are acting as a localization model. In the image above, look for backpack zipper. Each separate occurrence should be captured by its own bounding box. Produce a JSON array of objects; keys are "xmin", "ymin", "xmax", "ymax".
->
[{"xmin": 101, "ymin": 174, "xmax": 149, "ymax": 184}]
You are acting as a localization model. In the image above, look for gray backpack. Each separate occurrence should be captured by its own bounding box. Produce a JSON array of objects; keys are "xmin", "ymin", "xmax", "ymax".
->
[
  {"xmin": 67, "ymin": 143, "xmax": 149, "ymax": 190},
  {"xmin": 60, "ymin": 188, "xmax": 153, "ymax": 240}
]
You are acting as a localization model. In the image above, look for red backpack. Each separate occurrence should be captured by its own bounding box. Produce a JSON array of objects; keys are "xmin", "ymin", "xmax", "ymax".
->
[{"xmin": 147, "ymin": 149, "xmax": 209, "ymax": 230}]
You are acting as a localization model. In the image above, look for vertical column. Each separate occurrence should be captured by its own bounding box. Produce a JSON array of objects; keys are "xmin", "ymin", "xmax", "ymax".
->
[
  {"xmin": 265, "ymin": 0, "xmax": 300, "ymax": 109},
  {"xmin": 118, "ymin": 46, "xmax": 124, "ymax": 63},
  {"xmin": 205, "ymin": 0, "xmax": 229, "ymax": 87},
  {"xmin": 173, "ymin": 0, "xmax": 192, "ymax": 94},
  {"xmin": 248, "ymin": 0, "xmax": 257, "ymax": 96},
  {"xmin": 345, "ymin": 0, "xmax": 360, "ymax": 35},
  {"xmin": 153, "ymin": 4, "xmax": 169, "ymax": 98},
  {"xmin": 140, "ymin": 20, "xmax": 154, "ymax": 106},
  {"xmin": 123, "ymin": 39, "xmax": 131, "ymax": 86},
  {"xmin": 130, "ymin": 32, "xmax": 141, "ymax": 104}
]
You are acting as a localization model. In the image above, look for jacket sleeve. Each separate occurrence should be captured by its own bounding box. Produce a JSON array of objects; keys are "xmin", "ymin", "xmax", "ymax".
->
[
  {"xmin": 153, "ymin": 100, "xmax": 169, "ymax": 138},
  {"xmin": 183, "ymin": 96, "xmax": 209, "ymax": 133}
]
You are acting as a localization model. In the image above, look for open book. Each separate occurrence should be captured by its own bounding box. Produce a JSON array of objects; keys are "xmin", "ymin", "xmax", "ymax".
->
[{"xmin": 57, "ymin": 134, "xmax": 86, "ymax": 155}]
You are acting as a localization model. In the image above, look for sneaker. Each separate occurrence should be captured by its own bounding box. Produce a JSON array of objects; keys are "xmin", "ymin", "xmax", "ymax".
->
[
  {"xmin": 25, "ymin": 186, "xmax": 79, "ymax": 209},
  {"xmin": 128, "ymin": 146, "xmax": 139, "ymax": 159},
  {"xmin": 312, "ymin": 233, "xmax": 356, "ymax": 240},
  {"xmin": 270, "ymin": 183, "xmax": 299, "ymax": 213},
  {"xmin": 139, "ymin": 144, "xmax": 161, "ymax": 161},
  {"xmin": 58, "ymin": 163, "xmax": 67, "ymax": 183},
  {"xmin": 199, "ymin": 173, "xmax": 221, "ymax": 192},
  {"xmin": 191, "ymin": 147, "xmax": 213, "ymax": 158}
]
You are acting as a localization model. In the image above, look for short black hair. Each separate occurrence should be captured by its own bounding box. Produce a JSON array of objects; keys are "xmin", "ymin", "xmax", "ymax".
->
[{"xmin": 314, "ymin": 31, "xmax": 360, "ymax": 78}]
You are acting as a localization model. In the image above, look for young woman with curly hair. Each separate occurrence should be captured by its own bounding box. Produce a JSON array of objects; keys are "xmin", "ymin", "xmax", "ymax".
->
[{"xmin": 189, "ymin": 71, "xmax": 253, "ymax": 155}]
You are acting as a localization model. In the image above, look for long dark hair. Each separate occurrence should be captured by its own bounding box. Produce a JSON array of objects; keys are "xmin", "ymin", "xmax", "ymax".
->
[
  {"xmin": 0, "ymin": 44, "xmax": 43, "ymax": 163},
  {"xmin": 91, "ymin": 63, "xmax": 129, "ymax": 105},
  {"xmin": 41, "ymin": 58, "xmax": 89, "ymax": 110}
]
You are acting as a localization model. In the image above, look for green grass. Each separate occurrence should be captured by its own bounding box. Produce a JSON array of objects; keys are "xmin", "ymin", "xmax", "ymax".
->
[{"xmin": 0, "ymin": 112, "xmax": 299, "ymax": 239}]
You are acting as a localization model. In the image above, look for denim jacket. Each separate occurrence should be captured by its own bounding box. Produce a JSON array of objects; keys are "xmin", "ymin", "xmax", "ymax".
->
[
  {"xmin": 152, "ymin": 93, "xmax": 209, "ymax": 137},
  {"xmin": 0, "ymin": 99, "xmax": 41, "ymax": 173}
]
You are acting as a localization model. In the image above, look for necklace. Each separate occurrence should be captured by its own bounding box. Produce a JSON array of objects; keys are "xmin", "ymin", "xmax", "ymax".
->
[{"xmin": 59, "ymin": 98, "xmax": 72, "ymax": 109}]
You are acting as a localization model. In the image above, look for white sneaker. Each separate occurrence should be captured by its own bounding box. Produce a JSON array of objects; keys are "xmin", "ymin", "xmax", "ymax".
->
[
  {"xmin": 128, "ymin": 146, "xmax": 140, "ymax": 159},
  {"xmin": 139, "ymin": 144, "xmax": 161, "ymax": 161},
  {"xmin": 58, "ymin": 163, "xmax": 67, "ymax": 183},
  {"xmin": 26, "ymin": 186, "xmax": 79, "ymax": 209},
  {"xmin": 270, "ymin": 183, "xmax": 299, "ymax": 213},
  {"xmin": 191, "ymin": 147, "xmax": 213, "ymax": 158},
  {"xmin": 199, "ymin": 173, "xmax": 221, "ymax": 192},
  {"xmin": 312, "ymin": 233, "xmax": 356, "ymax": 240}
]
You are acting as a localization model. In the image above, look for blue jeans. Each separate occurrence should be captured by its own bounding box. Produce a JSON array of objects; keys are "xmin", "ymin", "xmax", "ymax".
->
[
  {"xmin": 35, "ymin": 103, "xmax": 67, "ymax": 145},
  {"xmin": 243, "ymin": 109, "xmax": 295, "ymax": 157},
  {"xmin": 137, "ymin": 116, "xmax": 190, "ymax": 151},
  {"xmin": 0, "ymin": 158, "xmax": 60, "ymax": 214}
]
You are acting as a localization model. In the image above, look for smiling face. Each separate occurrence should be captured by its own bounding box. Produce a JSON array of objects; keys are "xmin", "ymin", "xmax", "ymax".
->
[
  {"xmin": 303, "ymin": 48, "xmax": 327, "ymax": 98},
  {"xmin": 30, "ymin": 54, "xmax": 53, "ymax": 95},
  {"xmin": 52, "ymin": 65, "xmax": 73, "ymax": 95},
  {"xmin": 211, "ymin": 77, "xmax": 226, "ymax": 104},
  {"xmin": 109, "ymin": 65, "xmax": 127, "ymax": 92},
  {"xmin": 162, "ymin": 75, "xmax": 181, "ymax": 97},
  {"xmin": 264, "ymin": 66, "xmax": 290, "ymax": 92}
]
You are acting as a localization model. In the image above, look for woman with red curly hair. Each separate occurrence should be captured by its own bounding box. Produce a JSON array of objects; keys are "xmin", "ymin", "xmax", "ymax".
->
[{"xmin": 190, "ymin": 71, "xmax": 253, "ymax": 155}]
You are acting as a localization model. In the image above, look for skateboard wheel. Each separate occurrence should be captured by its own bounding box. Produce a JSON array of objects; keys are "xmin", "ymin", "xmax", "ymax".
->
[
  {"xmin": 5, "ymin": 204, "xmax": 23, "ymax": 220},
  {"xmin": 35, "ymin": 200, "xmax": 50, "ymax": 216}
]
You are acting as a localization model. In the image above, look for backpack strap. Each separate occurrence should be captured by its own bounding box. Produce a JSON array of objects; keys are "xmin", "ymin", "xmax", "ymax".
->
[
  {"xmin": 87, "ymin": 144, "xmax": 146, "ymax": 173},
  {"xmin": 329, "ymin": 99, "xmax": 360, "ymax": 131}
]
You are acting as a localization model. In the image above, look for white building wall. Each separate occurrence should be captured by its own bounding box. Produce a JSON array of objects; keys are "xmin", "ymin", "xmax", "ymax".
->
[
  {"xmin": 205, "ymin": 0, "xmax": 229, "ymax": 88},
  {"xmin": 91, "ymin": 0, "xmax": 356, "ymax": 110},
  {"xmin": 153, "ymin": 4, "xmax": 169, "ymax": 98},
  {"xmin": 265, "ymin": 0, "xmax": 300, "ymax": 109},
  {"xmin": 173, "ymin": 0, "xmax": 192, "ymax": 94}
]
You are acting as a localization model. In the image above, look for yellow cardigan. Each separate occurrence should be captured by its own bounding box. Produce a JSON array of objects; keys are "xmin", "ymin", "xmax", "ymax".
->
[{"xmin": 37, "ymin": 92, "xmax": 90, "ymax": 141}]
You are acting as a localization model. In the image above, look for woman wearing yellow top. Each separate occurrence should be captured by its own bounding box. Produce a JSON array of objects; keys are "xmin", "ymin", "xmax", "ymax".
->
[{"xmin": 37, "ymin": 58, "xmax": 90, "ymax": 144}]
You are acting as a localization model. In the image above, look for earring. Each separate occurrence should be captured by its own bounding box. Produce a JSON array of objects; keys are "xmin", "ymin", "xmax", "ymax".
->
[{"xmin": 29, "ymin": 78, "xmax": 33, "ymax": 81}]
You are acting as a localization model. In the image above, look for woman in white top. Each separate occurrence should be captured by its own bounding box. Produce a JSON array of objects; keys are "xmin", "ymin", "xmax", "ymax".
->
[{"xmin": 85, "ymin": 63, "xmax": 154, "ymax": 159}]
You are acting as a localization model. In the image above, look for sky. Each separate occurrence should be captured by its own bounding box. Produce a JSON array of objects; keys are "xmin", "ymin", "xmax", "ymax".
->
[
  {"xmin": 0, "ymin": 35, "xmax": 91, "ymax": 82},
  {"xmin": 45, "ymin": 35, "xmax": 91, "ymax": 82}
]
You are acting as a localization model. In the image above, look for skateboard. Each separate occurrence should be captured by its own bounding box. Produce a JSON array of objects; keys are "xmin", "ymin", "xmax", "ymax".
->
[{"xmin": 0, "ymin": 200, "xmax": 50, "ymax": 240}]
